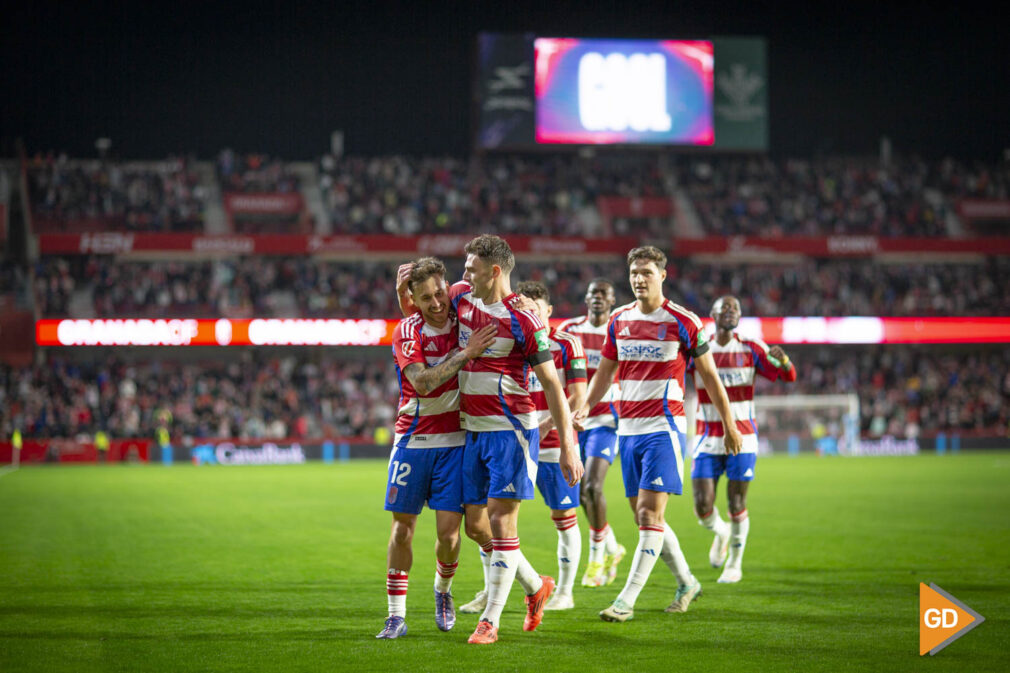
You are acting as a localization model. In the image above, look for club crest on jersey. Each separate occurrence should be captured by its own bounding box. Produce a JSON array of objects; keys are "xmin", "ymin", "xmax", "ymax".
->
[
  {"xmin": 657, "ymin": 324, "xmax": 668, "ymax": 339},
  {"xmin": 401, "ymin": 341, "xmax": 416, "ymax": 358}
]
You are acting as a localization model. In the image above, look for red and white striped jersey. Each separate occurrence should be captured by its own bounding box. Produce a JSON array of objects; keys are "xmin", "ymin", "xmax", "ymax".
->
[
  {"xmin": 450, "ymin": 281, "xmax": 553, "ymax": 432},
  {"xmin": 528, "ymin": 328, "xmax": 587, "ymax": 461},
  {"xmin": 558, "ymin": 315, "xmax": 618, "ymax": 430},
  {"xmin": 601, "ymin": 299, "xmax": 709, "ymax": 436},
  {"xmin": 391, "ymin": 313, "xmax": 465, "ymax": 448},
  {"xmin": 690, "ymin": 332, "xmax": 797, "ymax": 455}
]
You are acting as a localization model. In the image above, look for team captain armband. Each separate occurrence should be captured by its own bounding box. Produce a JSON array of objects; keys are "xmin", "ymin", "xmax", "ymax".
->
[{"xmin": 689, "ymin": 330, "xmax": 711, "ymax": 358}]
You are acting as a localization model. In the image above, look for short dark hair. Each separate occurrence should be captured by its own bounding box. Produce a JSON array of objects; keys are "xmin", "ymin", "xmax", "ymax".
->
[
  {"xmin": 587, "ymin": 278, "xmax": 614, "ymax": 292},
  {"xmin": 515, "ymin": 280, "xmax": 550, "ymax": 304},
  {"xmin": 464, "ymin": 234, "xmax": 515, "ymax": 273},
  {"xmin": 408, "ymin": 257, "xmax": 447, "ymax": 293},
  {"xmin": 626, "ymin": 246, "xmax": 667, "ymax": 269}
]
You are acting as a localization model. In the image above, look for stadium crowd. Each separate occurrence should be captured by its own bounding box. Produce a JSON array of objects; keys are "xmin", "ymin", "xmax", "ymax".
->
[
  {"xmin": 26, "ymin": 154, "xmax": 206, "ymax": 232},
  {"xmin": 757, "ymin": 346, "xmax": 1010, "ymax": 439},
  {"xmin": 3, "ymin": 346, "xmax": 1007, "ymax": 444},
  {"xmin": 24, "ymin": 152, "xmax": 1008, "ymax": 236},
  {"xmin": 1, "ymin": 356, "xmax": 398, "ymax": 442},
  {"xmin": 218, "ymin": 149, "xmax": 300, "ymax": 193},
  {"xmin": 34, "ymin": 255, "xmax": 1010, "ymax": 319}
]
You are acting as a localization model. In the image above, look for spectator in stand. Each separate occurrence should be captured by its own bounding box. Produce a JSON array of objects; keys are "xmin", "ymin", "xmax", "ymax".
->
[
  {"xmin": 28, "ymin": 153, "xmax": 206, "ymax": 232},
  {"xmin": 3, "ymin": 346, "xmax": 1007, "ymax": 445},
  {"xmin": 754, "ymin": 346, "xmax": 1010, "ymax": 438},
  {"xmin": 218, "ymin": 149, "xmax": 300, "ymax": 193},
  {"xmin": 34, "ymin": 255, "xmax": 1010, "ymax": 320}
]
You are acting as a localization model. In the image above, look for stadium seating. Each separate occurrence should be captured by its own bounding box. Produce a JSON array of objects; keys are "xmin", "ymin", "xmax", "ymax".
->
[{"xmin": 32, "ymin": 255, "xmax": 1010, "ymax": 319}]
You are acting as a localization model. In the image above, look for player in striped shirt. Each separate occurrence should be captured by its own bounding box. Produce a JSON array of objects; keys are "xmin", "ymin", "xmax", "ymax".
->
[
  {"xmin": 579, "ymin": 246, "xmax": 743, "ymax": 623},
  {"xmin": 397, "ymin": 236, "xmax": 584, "ymax": 644},
  {"xmin": 690, "ymin": 295, "xmax": 796, "ymax": 584},
  {"xmin": 378, "ymin": 258, "xmax": 498, "ymax": 640},
  {"xmin": 451, "ymin": 236, "xmax": 583, "ymax": 644},
  {"xmin": 516, "ymin": 281, "xmax": 587, "ymax": 611},
  {"xmin": 558, "ymin": 279, "xmax": 626, "ymax": 588}
]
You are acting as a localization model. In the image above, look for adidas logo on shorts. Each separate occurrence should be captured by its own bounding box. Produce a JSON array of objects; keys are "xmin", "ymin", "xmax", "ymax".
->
[
  {"xmin": 560, "ymin": 496, "xmax": 572, "ymax": 505},
  {"xmin": 650, "ymin": 476, "xmax": 664, "ymax": 486},
  {"xmin": 602, "ymin": 448, "xmax": 610, "ymax": 456},
  {"xmin": 503, "ymin": 483, "xmax": 516, "ymax": 493},
  {"xmin": 744, "ymin": 468, "xmax": 754, "ymax": 478}
]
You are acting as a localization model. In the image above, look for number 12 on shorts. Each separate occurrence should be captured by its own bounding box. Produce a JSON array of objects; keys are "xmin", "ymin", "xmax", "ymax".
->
[{"xmin": 390, "ymin": 460, "xmax": 411, "ymax": 486}]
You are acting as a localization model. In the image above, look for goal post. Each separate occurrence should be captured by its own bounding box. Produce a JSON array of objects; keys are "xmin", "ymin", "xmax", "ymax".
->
[{"xmin": 685, "ymin": 393, "xmax": 861, "ymax": 456}]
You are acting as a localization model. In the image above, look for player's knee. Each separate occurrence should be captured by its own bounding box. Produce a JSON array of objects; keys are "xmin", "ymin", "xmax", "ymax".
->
[
  {"xmin": 390, "ymin": 520, "xmax": 414, "ymax": 546},
  {"xmin": 464, "ymin": 518, "xmax": 489, "ymax": 544},
  {"xmin": 585, "ymin": 479, "xmax": 605, "ymax": 503},
  {"xmin": 437, "ymin": 527, "xmax": 460, "ymax": 549},
  {"xmin": 635, "ymin": 505, "xmax": 661, "ymax": 527}
]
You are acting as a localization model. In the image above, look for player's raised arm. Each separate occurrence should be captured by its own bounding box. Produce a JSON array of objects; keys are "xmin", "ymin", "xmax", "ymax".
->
[
  {"xmin": 396, "ymin": 263, "xmax": 420, "ymax": 317},
  {"xmin": 766, "ymin": 345, "xmax": 798, "ymax": 382},
  {"xmin": 532, "ymin": 359, "xmax": 584, "ymax": 486},
  {"xmin": 401, "ymin": 324, "xmax": 497, "ymax": 396},
  {"xmin": 693, "ymin": 350, "xmax": 744, "ymax": 456}
]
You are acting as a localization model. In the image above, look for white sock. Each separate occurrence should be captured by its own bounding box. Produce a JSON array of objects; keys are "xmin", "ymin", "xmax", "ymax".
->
[
  {"xmin": 434, "ymin": 559, "xmax": 458, "ymax": 593},
  {"xmin": 387, "ymin": 569, "xmax": 408, "ymax": 618},
  {"xmin": 660, "ymin": 522, "xmax": 694, "ymax": 585},
  {"xmin": 481, "ymin": 538, "xmax": 521, "ymax": 625},
  {"xmin": 727, "ymin": 509, "xmax": 750, "ymax": 570},
  {"xmin": 588, "ymin": 526, "xmax": 607, "ymax": 565},
  {"xmin": 615, "ymin": 526, "xmax": 663, "ymax": 607},
  {"xmin": 479, "ymin": 542, "xmax": 493, "ymax": 592},
  {"xmin": 604, "ymin": 523, "xmax": 620, "ymax": 555},
  {"xmin": 552, "ymin": 514, "xmax": 580, "ymax": 593},
  {"xmin": 515, "ymin": 549, "xmax": 543, "ymax": 595},
  {"xmin": 698, "ymin": 506, "xmax": 731, "ymax": 539}
]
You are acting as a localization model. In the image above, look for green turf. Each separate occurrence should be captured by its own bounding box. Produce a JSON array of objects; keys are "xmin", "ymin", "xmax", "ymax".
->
[{"xmin": 1, "ymin": 454, "xmax": 1008, "ymax": 672}]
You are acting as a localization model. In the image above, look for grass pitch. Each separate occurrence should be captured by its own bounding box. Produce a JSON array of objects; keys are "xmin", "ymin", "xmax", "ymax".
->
[{"xmin": 1, "ymin": 454, "xmax": 1008, "ymax": 672}]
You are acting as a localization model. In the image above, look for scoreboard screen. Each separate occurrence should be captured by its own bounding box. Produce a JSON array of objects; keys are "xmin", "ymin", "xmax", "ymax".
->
[{"xmin": 534, "ymin": 38, "xmax": 714, "ymax": 145}]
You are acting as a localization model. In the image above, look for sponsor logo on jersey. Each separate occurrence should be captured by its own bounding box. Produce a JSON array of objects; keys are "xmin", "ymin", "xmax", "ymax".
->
[
  {"xmin": 619, "ymin": 343, "xmax": 666, "ymax": 360},
  {"xmin": 657, "ymin": 324, "xmax": 667, "ymax": 340},
  {"xmin": 570, "ymin": 358, "xmax": 586, "ymax": 370},
  {"xmin": 586, "ymin": 352, "xmax": 602, "ymax": 367}
]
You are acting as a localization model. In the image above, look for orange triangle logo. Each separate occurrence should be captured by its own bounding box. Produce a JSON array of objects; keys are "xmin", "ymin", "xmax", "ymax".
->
[{"xmin": 919, "ymin": 583, "xmax": 985, "ymax": 655}]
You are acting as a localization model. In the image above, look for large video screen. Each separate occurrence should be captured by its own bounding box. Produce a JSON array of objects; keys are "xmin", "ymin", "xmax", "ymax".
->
[{"xmin": 534, "ymin": 38, "xmax": 714, "ymax": 145}]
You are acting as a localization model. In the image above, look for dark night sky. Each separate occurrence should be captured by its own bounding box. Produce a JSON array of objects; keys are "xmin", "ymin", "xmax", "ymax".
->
[{"xmin": 2, "ymin": 1, "xmax": 1007, "ymax": 160}]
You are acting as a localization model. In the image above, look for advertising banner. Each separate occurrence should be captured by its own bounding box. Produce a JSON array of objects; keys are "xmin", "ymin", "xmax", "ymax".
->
[
  {"xmin": 711, "ymin": 37, "xmax": 768, "ymax": 151},
  {"xmin": 36, "ymin": 316, "xmax": 1010, "ymax": 347},
  {"xmin": 222, "ymin": 193, "xmax": 304, "ymax": 215},
  {"xmin": 475, "ymin": 33, "xmax": 536, "ymax": 150}
]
